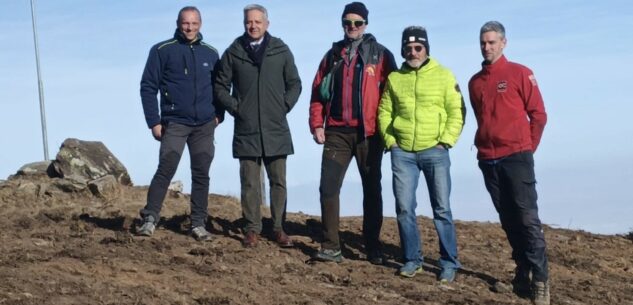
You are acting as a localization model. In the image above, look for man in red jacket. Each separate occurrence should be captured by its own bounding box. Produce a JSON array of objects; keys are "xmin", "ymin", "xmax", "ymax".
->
[
  {"xmin": 468, "ymin": 21, "xmax": 550, "ymax": 305},
  {"xmin": 308, "ymin": 2, "xmax": 396, "ymax": 264}
]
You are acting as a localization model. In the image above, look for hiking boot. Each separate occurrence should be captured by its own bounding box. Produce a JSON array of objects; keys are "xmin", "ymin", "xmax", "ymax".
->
[
  {"xmin": 512, "ymin": 266, "xmax": 532, "ymax": 295},
  {"xmin": 191, "ymin": 226, "xmax": 212, "ymax": 242},
  {"xmin": 242, "ymin": 231, "xmax": 259, "ymax": 248},
  {"xmin": 273, "ymin": 230, "xmax": 294, "ymax": 248},
  {"xmin": 137, "ymin": 215, "xmax": 156, "ymax": 236},
  {"xmin": 532, "ymin": 281, "xmax": 550, "ymax": 305},
  {"xmin": 439, "ymin": 268, "xmax": 457, "ymax": 284},
  {"xmin": 399, "ymin": 261, "xmax": 423, "ymax": 278},
  {"xmin": 313, "ymin": 248, "xmax": 343, "ymax": 263}
]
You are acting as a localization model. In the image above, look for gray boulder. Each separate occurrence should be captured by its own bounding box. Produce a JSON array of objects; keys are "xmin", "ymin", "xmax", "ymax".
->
[
  {"xmin": 14, "ymin": 161, "xmax": 57, "ymax": 178},
  {"xmin": 52, "ymin": 138, "xmax": 132, "ymax": 186}
]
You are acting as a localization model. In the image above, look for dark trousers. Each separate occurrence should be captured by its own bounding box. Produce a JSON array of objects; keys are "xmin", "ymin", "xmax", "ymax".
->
[
  {"xmin": 141, "ymin": 121, "xmax": 215, "ymax": 228},
  {"xmin": 478, "ymin": 151, "xmax": 548, "ymax": 282},
  {"xmin": 319, "ymin": 130, "xmax": 383, "ymax": 252},
  {"xmin": 239, "ymin": 156, "xmax": 287, "ymax": 234}
]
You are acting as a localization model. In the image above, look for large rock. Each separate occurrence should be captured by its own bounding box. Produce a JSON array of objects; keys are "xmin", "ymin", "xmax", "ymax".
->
[{"xmin": 52, "ymin": 138, "xmax": 132, "ymax": 186}]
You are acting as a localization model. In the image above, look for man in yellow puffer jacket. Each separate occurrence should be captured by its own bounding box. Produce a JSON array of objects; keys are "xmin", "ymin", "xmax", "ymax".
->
[{"xmin": 378, "ymin": 26, "xmax": 465, "ymax": 282}]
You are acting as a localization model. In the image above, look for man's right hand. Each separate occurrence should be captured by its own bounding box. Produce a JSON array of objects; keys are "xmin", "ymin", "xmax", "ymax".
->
[
  {"xmin": 151, "ymin": 124, "xmax": 163, "ymax": 141},
  {"xmin": 313, "ymin": 127, "xmax": 325, "ymax": 144}
]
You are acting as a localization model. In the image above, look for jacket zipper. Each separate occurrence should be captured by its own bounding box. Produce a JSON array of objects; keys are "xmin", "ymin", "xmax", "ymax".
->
[
  {"xmin": 357, "ymin": 60, "xmax": 365, "ymax": 137},
  {"xmin": 412, "ymin": 68, "xmax": 419, "ymax": 151},
  {"xmin": 190, "ymin": 44, "xmax": 199, "ymax": 123},
  {"xmin": 343, "ymin": 57, "xmax": 353, "ymax": 126}
]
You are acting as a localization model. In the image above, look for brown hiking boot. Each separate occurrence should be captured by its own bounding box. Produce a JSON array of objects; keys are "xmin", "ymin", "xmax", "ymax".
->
[
  {"xmin": 273, "ymin": 231, "xmax": 294, "ymax": 248},
  {"xmin": 532, "ymin": 281, "xmax": 550, "ymax": 305},
  {"xmin": 242, "ymin": 231, "xmax": 258, "ymax": 248}
]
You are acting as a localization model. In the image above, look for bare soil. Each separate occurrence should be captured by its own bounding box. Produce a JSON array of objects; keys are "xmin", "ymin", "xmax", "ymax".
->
[{"xmin": 1, "ymin": 180, "xmax": 632, "ymax": 305}]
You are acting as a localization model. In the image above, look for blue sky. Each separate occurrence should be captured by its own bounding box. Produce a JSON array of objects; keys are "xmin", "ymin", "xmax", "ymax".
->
[{"xmin": 1, "ymin": 1, "xmax": 631, "ymax": 234}]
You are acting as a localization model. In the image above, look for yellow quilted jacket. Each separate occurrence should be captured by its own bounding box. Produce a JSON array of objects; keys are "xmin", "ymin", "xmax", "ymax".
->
[{"xmin": 378, "ymin": 58, "xmax": 465, "ymax": 151}]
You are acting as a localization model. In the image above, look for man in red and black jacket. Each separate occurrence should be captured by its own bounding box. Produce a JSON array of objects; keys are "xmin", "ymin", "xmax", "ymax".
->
[
  {"xmin": 469, "ymin": 21, "xmax": 550, "ymax": 305},
  {"xmin": 309, "ymin": 2, "xmax": 396, "ymax": 264}
]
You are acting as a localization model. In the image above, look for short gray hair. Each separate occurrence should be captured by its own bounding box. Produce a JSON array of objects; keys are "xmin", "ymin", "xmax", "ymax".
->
[
  {"xmin": 244, "ymin": 4, "xmax": 268, "ymax": 22},
  {"xmin": 177, "ymin": 6, "xmax": 201, "ymax": 23},
  {"xmin": 480, "ymin": 21, "xmax": 505, "ymax": 39}
]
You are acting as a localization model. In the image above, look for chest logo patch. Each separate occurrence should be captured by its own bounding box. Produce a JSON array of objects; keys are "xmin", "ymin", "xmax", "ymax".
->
[
  {"xmin": 203, "ymin": 62, "xmax": 209, "ymax": 67},
  {"xmin": 365, "ymin": 64, "xmax": 376, "ymax": 77},
  {"xmin": 497, "ymin": 80, "xmax": 507, "ymax": 92}
]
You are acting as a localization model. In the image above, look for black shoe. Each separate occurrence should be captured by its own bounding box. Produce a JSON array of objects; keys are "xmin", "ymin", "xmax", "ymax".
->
[
  {"xmin": 512, "ymin": 266, "xmax": 532, "ymax": 295},
  {"xmin": 367, "ymin": 250, "xmax": 385, "ymax": 265}
]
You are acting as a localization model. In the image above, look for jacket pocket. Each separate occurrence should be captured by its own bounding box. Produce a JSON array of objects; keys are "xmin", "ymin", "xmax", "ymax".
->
[{"xmin": 161, "ymin": 87, "xmax": 175, "ymax": 113}]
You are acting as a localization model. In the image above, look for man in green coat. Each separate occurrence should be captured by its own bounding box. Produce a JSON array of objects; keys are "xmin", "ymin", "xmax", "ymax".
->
[{"xmin": 214, "ymin": 4, "xmax": 302, "ymax": 248}]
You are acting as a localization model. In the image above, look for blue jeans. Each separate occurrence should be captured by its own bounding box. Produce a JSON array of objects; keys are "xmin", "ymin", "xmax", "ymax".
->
[{"xmin": 391, "ymin": 146, "xmax": 460, "ymax": 270}]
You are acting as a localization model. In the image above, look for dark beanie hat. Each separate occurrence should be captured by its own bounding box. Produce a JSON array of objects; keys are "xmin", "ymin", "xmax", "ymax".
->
[
  {"xmin": 342, "ymin": 2, "xmax": 369, "ymax": 23},
  {"xmin": 401, "ymin": 26, "xmax": 430, "ymax": 57}
]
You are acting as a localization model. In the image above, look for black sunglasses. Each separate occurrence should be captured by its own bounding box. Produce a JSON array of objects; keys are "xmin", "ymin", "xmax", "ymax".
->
[
  {"xmin": 342, "ymin": 19, "xmax": 366, "ymax": 28},
  {"xmin": 404, "ymin": 45, "xmax": 424, "ymax": 53}
]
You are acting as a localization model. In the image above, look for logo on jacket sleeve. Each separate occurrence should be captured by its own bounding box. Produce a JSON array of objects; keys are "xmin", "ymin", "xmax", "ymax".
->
[
  {"xmin": 497, "ymin": 80, "xmax": 507, "ymax": 92},
  {"xmin": 528, "ymin": 74, "xmax": 538, "ymax": 86}
]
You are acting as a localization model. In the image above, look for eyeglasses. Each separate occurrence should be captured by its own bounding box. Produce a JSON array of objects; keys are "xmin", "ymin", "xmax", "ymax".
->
[
  {"xmin": 404, "ymin": 45, "xmax": 424, "ymax": 53},
  {"xmin": 342, "ymin": 19, "xmax": 366, "ymax": 28}
]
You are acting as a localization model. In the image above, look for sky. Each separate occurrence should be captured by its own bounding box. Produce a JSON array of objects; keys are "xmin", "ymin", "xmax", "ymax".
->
[{"xmin": 1, "ymin": 0, "xmax": 631, "ymax": 235}]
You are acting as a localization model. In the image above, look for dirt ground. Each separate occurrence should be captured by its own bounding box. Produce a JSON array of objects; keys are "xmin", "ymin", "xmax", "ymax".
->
[{"xmin": 0, "ymin": 180, "xmax": 632, "ymax": 305}]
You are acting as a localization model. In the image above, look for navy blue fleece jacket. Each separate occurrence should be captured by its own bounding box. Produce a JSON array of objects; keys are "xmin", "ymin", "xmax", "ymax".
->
[{"xmin": 141, "ymin": 30, "xmax": 223, "ymax": 128}]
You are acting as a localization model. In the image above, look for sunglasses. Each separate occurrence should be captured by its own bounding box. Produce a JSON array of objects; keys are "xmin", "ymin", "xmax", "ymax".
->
[
  {"xmin": 404, "ymin": 45, "xmax": 424, "ymax": 53},
  {"xmin": 342, "ymin": 19, "xmax": 366, "ymax": 28}
]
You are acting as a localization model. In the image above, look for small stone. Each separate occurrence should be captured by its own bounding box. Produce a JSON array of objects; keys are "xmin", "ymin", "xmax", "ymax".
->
[
  {"xmin": 168, "ymin": 180, "xmax": 184, "ymax": 193},
  {"xmin": 87, "ymin": 175, "xmax": 120, "ymax": 198}
]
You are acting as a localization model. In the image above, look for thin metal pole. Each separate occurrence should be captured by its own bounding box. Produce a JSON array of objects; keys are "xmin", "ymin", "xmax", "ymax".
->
[{"xmin": 30, "ymin": 0, "xmax": 49, "ymax": 160}]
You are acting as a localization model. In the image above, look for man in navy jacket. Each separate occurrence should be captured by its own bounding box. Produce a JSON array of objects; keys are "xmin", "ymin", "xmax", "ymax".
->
[{"xmin": 138, "ymin": 6, "xmax": 223, "ymax": 241}]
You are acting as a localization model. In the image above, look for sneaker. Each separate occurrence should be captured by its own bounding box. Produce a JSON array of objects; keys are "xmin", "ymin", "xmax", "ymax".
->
[
  {"xmin": 313, "ymin": 248, "xmax": 343, "ymax": 263},
  {"xmin": 399, "ymin": 262, "xmax": 423, "ymax": 278},
  {"xmin": 532, "ymin": 281, "xmax": 550, "ymax": 305},
  {"xmin": 512, "ymin": 266, "xmax": 532, "ymax": 295},
  {"xmin": 137, "ymin": 215, "xmax": 156, "ymax": 236},
  {"xmin": 191, "ymin": 226, "xmax": 212, "ymax": 242},
  {"xmin": 439, "ymin": 268, "xmax": 457, "ymax": 283}
]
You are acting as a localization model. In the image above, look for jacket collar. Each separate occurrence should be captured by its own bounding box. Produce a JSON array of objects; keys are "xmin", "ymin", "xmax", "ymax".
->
[
  {"xmin": 227, "ymin": 33, "xmax": 286, "ymax": 61},
  {"xmin": 482, "ymin": 55, "xmax": 508, "ymax": 72},
  {"xmin": 400, "ymin": 57, "xmax": 437, "ymax": 72},
  {"xmin": 332, "ymin": 33, "xmax": 377, "ymax": 60}
]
